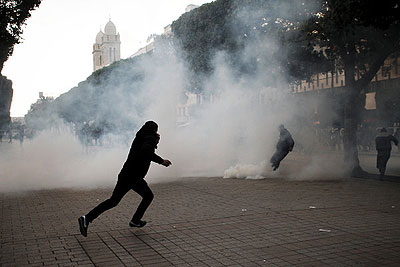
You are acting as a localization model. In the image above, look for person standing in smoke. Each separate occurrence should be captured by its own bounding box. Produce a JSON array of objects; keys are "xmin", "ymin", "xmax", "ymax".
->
[
  {"xmin": 18, "ymin": 126, "xmax": 24, "ymax": 147},
  {"xmin": 78, "ymin": 121, "xmax": 172, "ymax": 237},
  {"xmin": 7, "ymin": 125, "xmax": 12, "ymax": 143},
  {"xmin": 270, "ymin": 124, "xmax": 295, "ymax": 171},
  {"xmin": 375, "ymin": 127, "xmax": 398, "ymax": 179},
  {"xmin": 394, "ymin": 127, "xmax": 400, "ymax": 152}
]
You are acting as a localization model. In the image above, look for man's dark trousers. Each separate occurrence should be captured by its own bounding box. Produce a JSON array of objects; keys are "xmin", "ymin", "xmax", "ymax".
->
[
  {"xmin": 377, "ymin": 150, "xmax": 391, "ymax": 178},
  {"xmin": 86, "ymin": 177, "xmax": 154, "ymax": 223},
  {"xmin": 270, "ymin": 149, "xmax": 290, "ymax": 169}
]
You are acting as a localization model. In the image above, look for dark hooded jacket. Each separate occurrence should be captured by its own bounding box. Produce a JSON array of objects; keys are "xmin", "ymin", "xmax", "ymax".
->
[
  {"xmin": 119, "ymin": 121, "xmax": 164, "ymax": 180},
  {"xmin": 277, "ymin": 128, "xmax": 295, "ymax": 152},
  {"xmin": 375, "ymin": 132, "xmax": 398, "ymax": 151}
]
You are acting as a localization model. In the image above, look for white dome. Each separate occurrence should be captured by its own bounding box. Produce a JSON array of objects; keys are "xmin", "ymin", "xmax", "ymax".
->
[
  {"xmin": 95, "ymin": 31, "xmax": 104, "ymax": 44},
  {"xmin": 104, "ymin": 20, "xmax": 117, "ymax": 35}
]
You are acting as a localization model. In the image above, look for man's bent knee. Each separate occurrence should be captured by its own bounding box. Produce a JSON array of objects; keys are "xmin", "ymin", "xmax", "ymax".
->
[{"xmin": 144, "ymin": 191, "xmax": 154, "ymax": 202}]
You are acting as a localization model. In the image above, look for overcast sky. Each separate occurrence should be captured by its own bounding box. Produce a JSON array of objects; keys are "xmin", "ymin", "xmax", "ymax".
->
[{"xmin": 3, "ymin": 0, "xmax": 213, "ymax": 117}]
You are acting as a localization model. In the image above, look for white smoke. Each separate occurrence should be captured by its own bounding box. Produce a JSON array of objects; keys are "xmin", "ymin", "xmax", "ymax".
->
[
  {"xmin": 223, "ymin": 161, "xmax": 269, "ymax": 179},
  {"xmin": 0, "ymin": 1, "xmax": 346, "ymax": 193},
  {"xmin": 144, "ymin": 50, "xmax": 284, "ymax": 179},
  {"xmin": 0, "ymin": 127, "xmax": 125, "ymax": 192}
]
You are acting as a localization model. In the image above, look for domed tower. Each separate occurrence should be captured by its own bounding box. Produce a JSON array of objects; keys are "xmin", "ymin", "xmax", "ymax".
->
[
  {"xmin": 93, "ymin": 30, "xmax": 104, "ymax": 71},
  {"xmin": 92, "ymin": 20, "xmax": 121, "ymax": 71}
]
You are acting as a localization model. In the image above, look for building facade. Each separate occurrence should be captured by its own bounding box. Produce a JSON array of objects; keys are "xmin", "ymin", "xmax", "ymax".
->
[
  {"xmin": 291, "ymin": 56, "xmax": 400, "ymax": 127},
  {"xmin": 93, "ymin": 20, "xmax": 121, "ymax": 71}
]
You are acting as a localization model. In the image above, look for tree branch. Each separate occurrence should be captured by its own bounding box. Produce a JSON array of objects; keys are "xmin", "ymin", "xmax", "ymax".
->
[{"xmin": 357, "ymin": 45, "xmax": 399, "ymax": 90}]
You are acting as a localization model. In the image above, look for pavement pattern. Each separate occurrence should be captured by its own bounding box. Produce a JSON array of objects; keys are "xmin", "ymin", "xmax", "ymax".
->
[{"xmin": 1, "ymin": 172, "xmax": 400, "ymax": 267}]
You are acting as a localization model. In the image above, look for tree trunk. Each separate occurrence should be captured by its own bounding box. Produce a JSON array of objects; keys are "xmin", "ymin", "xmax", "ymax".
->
[
  {"xmin": 343, "ymin": 89, "xmax": 364, "ymax": 176},
  {"xmin": 341, "ymin": 48, "xmax": 391, "ymax": 177},
  {"xmin": 342, "ymin": 55, "xmax": 366, "ymax": 177}
]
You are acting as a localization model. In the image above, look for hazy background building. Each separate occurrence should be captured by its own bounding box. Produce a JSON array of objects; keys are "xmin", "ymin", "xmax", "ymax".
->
[{"xmin": 93, "ymin": 20, "xmax": 121, "ymax": 71}]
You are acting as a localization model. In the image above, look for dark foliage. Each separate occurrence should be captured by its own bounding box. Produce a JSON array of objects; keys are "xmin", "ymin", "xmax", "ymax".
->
[
  {"xmin": 172, "ymin": 0, "xmax": 327, "ymax": 89},
  {"xmin": 0, "ymin": 0, "xmax": 42, "ymax": 72},
  {"xmin": 304, "ymin": 0, "xmax": 400, "ymax": 173}
]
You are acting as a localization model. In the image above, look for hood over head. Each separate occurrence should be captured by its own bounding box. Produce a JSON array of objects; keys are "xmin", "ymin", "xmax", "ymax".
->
[{"xmin": 136, "ymin": 121, "xmax": 158, "ymax": 138}]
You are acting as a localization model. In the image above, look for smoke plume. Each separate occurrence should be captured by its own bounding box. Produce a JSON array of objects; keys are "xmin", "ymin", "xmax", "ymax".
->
[{"xmin": 0, "ymin": 1, "xmax": 346, "ymax": 193}]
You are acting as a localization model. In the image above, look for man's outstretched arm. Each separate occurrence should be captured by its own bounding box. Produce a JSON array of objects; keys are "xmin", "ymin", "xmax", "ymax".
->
[{"xmin": 141, "ymin": 139, "xmax": 172, "ymax": 166}]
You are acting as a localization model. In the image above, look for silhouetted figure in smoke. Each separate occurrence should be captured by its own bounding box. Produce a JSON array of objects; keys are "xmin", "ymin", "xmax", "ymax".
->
[
  {"xmin": 394, "ymin": 128, "xmax": 400, "ymax": 152},
  {"xmin": 77, "ymin": 122, "xmax": 92, "ymax": 153},
  {"xmin": 78, "ymin": 121, "xmax": 172, "ymax": 237},
  {"xmin": 331, "ymin": 128, "xmax": 340, "ymax": 151},
  {"xmin": 375, "ymin": 128, "xmax": 398, "ymax": 179},
  {"xmin": 91, "ymin": 125, "xmax": 103, "ymax": 145},
  {"xmin": 270, "ymin": 124, "xmax": 295, "ymax": 171},
  {"xmin": 7, "ymin": 126, "xmax": 12, "ymax": 143},
  {"xmin": 18, "ymin": 126, "xmax": 24, "ymax": 146}
]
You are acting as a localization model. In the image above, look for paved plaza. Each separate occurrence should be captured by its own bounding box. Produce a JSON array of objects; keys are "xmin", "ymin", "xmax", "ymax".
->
[{"xmin": 1, "ymin": 154, "xmax": 400, "ymax": 266}]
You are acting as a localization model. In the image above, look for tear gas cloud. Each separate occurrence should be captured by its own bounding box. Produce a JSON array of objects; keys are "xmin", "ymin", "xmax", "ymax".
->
[
  {"xmin": 0, "ymin": 1, "xmax": 344, "ymax": 193},
  {"xmin": 0, "ymin": 127, "xmax": 125, "ymax": 192}
]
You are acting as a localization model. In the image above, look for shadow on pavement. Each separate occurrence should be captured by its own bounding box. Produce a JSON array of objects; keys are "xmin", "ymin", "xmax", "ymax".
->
[{"xmin": 353, "ymin": 172, "xmax": 400, "ymax": 182}]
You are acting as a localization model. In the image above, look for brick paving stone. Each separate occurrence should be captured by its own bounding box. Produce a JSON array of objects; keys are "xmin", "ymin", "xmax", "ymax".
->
[{"xmin": 1, "ymin": 173, "xmax": 400, "ymax": 266}]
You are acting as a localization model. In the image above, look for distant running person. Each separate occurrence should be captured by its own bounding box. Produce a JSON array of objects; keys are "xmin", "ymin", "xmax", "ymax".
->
[
  {"xmin": 78, "ymin": 121, "xmax": 172, "ymax": 237},
  {"xmin": 270, "ymin": 124, "xmax": 295, "ymax": 171},
  {"xmin": 375, "ymin": 127, "xmax": 398, "ymax": 179}
]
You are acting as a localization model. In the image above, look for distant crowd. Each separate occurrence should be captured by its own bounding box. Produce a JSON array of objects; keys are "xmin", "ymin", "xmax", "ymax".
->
[
  {"xmin": 0, "ymin": 125, "xmax": 26, "ymax": 145},
  {"xmin": 294, "ymin": 125, "xmax": 400, "ymax": 153},
  {"xmin": 76, "ymin": 121, "xmax": 105, "ymax": 147},
  {"xmin": 2, "ymin": 121, "xmax": 400, "ymax": 156},
  {"xmin": 0, "ymin": 120, "xmax": 112, "ymax": 148}
]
